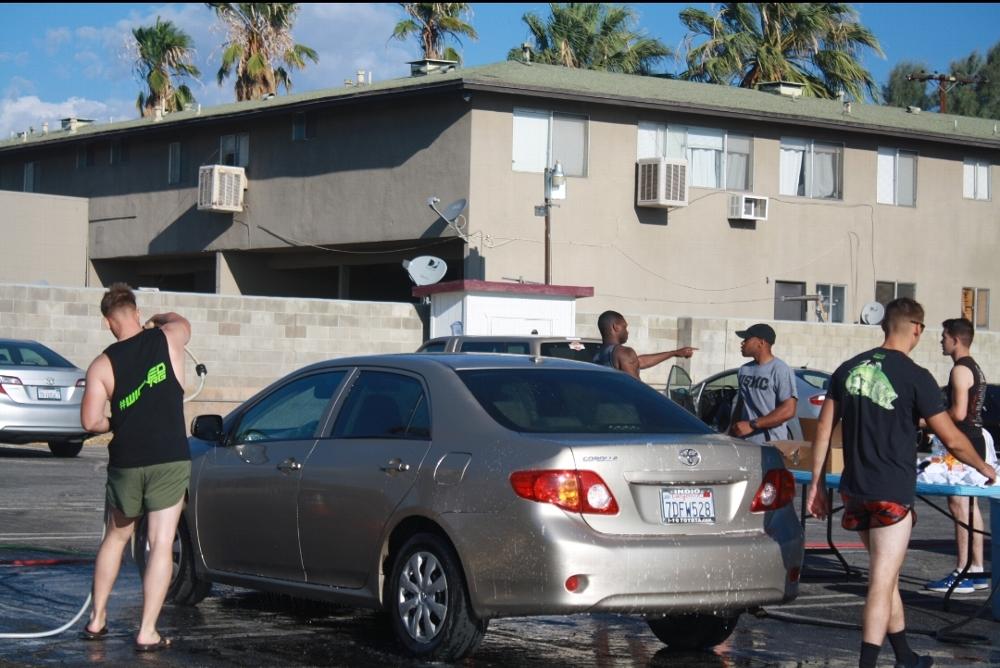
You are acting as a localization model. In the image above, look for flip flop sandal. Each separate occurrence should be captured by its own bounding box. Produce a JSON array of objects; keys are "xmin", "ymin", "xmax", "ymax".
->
[
  {"xmin": 79, "ymin": 626, "xmax": 108, "ymax": 641},
  {"xmin": 135, "ymin": 636, "xmax": 171, "ymax": 653}
]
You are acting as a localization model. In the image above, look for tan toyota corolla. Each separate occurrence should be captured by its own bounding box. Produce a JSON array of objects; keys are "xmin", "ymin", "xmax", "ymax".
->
[{"xmin": 145, "ymin": 354, "xmax": 803, "ymax": 661}]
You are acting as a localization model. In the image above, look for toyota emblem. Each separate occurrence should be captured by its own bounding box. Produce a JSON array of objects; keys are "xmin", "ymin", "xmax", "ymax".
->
[
  {"xmin": 678, "ymin": 448, "xmax": 701, "ymax": 467},
  {"xmin": 45, "ymin": 377, "xmax": 56, "ymax": 386}
]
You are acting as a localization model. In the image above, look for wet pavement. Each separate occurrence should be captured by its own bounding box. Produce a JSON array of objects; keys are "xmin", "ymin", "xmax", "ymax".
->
[{"xmin": 2, "ymin": 443, "xmax": 999, "ymax": 667}]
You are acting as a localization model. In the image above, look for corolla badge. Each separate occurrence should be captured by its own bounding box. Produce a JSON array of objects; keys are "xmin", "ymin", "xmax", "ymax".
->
[{"xmin": 678, "ymin": 448, "xmax": 701, "ymax": 467}]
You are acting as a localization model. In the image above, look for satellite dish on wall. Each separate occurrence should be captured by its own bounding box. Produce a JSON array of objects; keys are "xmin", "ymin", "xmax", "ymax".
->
[
  {"xmin": 403, "ymin": 256, "xmax": 448, "ymax": 286},
  {"xmin": 860, "ymin": 301, "xmax": 885, "ymax": 325},
  {"xmin": 427, "ymin": 196, "xmax": 468, "ymax": 231}
]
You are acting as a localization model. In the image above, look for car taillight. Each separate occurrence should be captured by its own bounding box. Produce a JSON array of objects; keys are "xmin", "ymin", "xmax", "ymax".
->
[
  {"xmin": 76, "ymin": 379, "xmax": 86, "ymax": 387},
  {"xmin": 750, "ymin": 469, "xmax": 796, "ymax": 512},
  {"xmin": 809, "ymin": 393, "xmax": 826, "ymax": 407},
  {"xmin": 0, "ymin": 375, "xmax": 22, "ymax": 395},
  {"xmin": 509, "ymin": 470, "xmax": 619, "ymax": 515}
]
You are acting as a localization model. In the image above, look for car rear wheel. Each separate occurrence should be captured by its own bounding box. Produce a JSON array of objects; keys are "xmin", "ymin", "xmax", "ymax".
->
[
  {"xmin": 135, "ymin": 514, "xmax": 211, "ymax": 606},
  {"xmin": 647, "ymin": 612, "xmax": 740, "ymax": 650},
  {"xmin": 48, "ymin": 441, "xmax": 83, "ymax": 458},
  {"xmin": 386, "ymin": 532, "xmax": 487, "ymax": 662}
]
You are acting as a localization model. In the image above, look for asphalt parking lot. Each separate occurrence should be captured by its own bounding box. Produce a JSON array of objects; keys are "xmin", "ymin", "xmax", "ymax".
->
[{"xmin": 1, "ymin": 442, "xmax": 998, "ymax": 667}]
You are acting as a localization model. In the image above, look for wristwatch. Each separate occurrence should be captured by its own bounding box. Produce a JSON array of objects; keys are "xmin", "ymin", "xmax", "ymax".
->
[{"xmin": 749, "ymin": 419, "xmax": 759, "ymax": 431}]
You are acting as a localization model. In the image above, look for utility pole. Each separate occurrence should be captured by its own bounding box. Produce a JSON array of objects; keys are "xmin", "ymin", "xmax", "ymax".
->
[{"xmin": 906, "ymin": 71, "xmax": 983, "ymax": 114}]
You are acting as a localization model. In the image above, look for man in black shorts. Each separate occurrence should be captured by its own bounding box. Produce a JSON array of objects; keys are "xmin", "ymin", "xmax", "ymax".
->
[
  {"xmin": 807, "ymin": 298, "xmax": 995, "ymax": 668},
  {"xmin": 80, "ymin": 284, "xmax": 192, "ymax": 652},
  {"xmin": 925, "ymin": 317, "xmax": 991, "ymax": 593}
]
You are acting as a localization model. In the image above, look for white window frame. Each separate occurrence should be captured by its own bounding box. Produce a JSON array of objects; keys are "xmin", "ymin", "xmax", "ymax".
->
[
  {"xmin": 963, "ymin": 159, "xmax": 991, "ymax": 201},
  {"xmin": 637, "ymin": 122, "xmax": 753, "ymax": 191},
  {"xmin": 23, "ymin": 161, "xmax": 35, "ymax": 192},
  {"xmin": 962, "ymin": 287, "xmax": 990, "ymax": 329},
  {"xmin": 512, "ymin": 108, "xmax": 588, "ymax": 177},
  {"xmin": 220, "ymin": 132, "xmax": 250, "ymax": 167},
  {"xmin": 167, "ymin": 142, "xmax": 181, "ymax": 185},
  {"xmin": 816, "ymin": 283, "xmax": 847, "ymax": 323},
  {"xmin": 877, "ymin": 147, "xmax": 918, "ymax": 207},
  {"xmin": 875, "ymin": 280, "xmax": 916, "ymax": 306},
  {"xmin": 779, "ymin": 138, "xmax": 843, "ymax": 200}
]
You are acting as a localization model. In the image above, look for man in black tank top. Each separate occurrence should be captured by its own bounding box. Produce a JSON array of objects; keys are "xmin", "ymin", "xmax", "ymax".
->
[
  {"xmin": 593, "ymin": 310, "xmax": 697, "ymax": 380},
  {"xmin": 926, "ymin": 318, "xmax": 992, "ymax": 594},
  {"xmin": 79, "ymin": 283, "xmax": 191, "ymax": 651}
]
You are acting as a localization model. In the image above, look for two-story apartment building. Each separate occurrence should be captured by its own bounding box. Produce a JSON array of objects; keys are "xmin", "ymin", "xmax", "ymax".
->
[{"xmin": 0, "ymin": 61, "xmax": 996, "ymax": 327}]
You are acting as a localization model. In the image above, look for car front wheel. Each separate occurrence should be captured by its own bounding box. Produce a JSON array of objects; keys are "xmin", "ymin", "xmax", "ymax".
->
[
  {"xmin": 48, "ymin": 441, "xmax": 83, "ymax": 457},
  {"xmin": 647, "ymin": 612, "xmax": 740, "ymax": 650},
  {"xmin": 386, "ymin": 532, "xmax": 487, "ymax": 662},
  {"xmin": 135, "ymin": 514, "xmax": 211, "ymax": 606}
]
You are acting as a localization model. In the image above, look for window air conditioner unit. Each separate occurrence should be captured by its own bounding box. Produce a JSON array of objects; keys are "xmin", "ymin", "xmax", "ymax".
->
[
  {"xmin": 728, "ymin": 193, "xmax": 769, "ymax": 221},
  {"xmin": 198, "ymin": 165, "xmax": 246, "ymax": 213},
  {"xmin": 636, "ymin": 158, "xmax": 688, "ymax": 208}
]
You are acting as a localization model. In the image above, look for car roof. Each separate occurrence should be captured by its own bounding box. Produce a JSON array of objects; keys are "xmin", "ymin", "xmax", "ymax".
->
[
  {"xmin": 424, "ymin": 335, "xmax": 600, "ymax": 343},
  {"xmin": 297, "ymin": 352, "xmax": 613, "ymax": 375}
]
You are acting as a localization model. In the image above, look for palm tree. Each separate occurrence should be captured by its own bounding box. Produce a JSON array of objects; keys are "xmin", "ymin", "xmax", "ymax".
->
[
  {"xmin": 209, "ymin": 3, "xmax": 318, "ymax": 101},
  {"xmin": 508, "ymin": 3, "xmax": 670, "ymax": 75},
  {"xmin": 391, "ymin": 3, "xmax": 477, "ymax": 63},
  {"xmin": 679, "ymin": 3, "xmax": 884, "ymax": 101},
  {"xmin": 131, "ymin": 18, "xmax": 200, "ymax": 118}
]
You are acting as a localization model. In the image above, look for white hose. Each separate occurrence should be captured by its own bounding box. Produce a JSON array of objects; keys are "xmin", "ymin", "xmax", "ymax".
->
[{"xmin": 1, "ymin": 349, "xmax": 206, "ymax": 639}]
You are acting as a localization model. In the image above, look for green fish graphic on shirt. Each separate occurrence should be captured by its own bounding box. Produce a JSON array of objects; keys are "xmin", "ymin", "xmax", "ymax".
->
[{"xmin": 844, "ymin": 358, "xmax": 898, "ymax": 410}]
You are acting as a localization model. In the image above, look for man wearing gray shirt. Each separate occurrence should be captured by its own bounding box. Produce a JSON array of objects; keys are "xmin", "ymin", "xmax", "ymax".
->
[{"xmin": 729, "ymin": 324, "xmax": 798, "ymax": 443}]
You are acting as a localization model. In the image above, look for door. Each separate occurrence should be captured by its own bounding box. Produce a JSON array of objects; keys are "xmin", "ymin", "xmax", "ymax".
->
[
  {"xmin": 700, "ymin": 371, "xmax": 739, "ymax": 432},
  {"xmin": 666, "ymin": 365, "xmax": 694, "ymax": 410},
  {"xmin": 299, "ymin": 370, "xmax": 433, "ymax": 588},
  {"xmin": 196, "ymin": 370, "xmax": 347, "ymax": 580}
]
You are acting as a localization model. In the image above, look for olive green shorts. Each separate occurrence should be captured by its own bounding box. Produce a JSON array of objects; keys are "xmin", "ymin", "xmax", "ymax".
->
[{"xmin": 106, "ymin": 460, "xmax": 191, "ymax": 518}]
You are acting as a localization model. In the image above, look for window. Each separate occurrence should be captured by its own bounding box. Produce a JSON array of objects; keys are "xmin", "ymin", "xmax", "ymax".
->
[
  {"xmin": 460, "ymin": 341, "xmax": 530, "ymax": 354},
  {"xmin": 774, "ymin": 280, "xmax": 806, "ymax": 321},
  {"xmin": 962, "ymin": 287, "xmax": 990, "ymax": 329},
  {"xmin": 23, "ymin": 162, "xmax": 35, "ymax": 192},
  {"xmin": 877, "ymin": 147, "xmax": 917, "ymax": 206},
  {"xmin": 779, "ymin": 138, "xmax": 842, "ymax": 199},
  {"xmin": 167, "ymin": 142, "xmax": 181, "ymax": 185},
  {"xmin": 220, "ymin": 132, "xmax": 250, "ymax": 167},
  {"xmin": 512, "ymin": 108, "xmax": 588, "ymax": 176},
  {"xmin": 76, "ymin": 144, "xmax": 95, "ymax": 169},
  {"xmin": 0, "ymin": 342, "xmax": 74, "ymax": 367},
  {"xmin": 875, "ymin": 281, "xmax": 916, "ymax": 306},
  {"xmin": 234, "ymin": 371, "xmax": 346, "ymax": 444},
  {"xmin": 292, "ymin": 112, "xmax": 316, "ymax": 141},
  {"xmin": 816, "ymin": 283, "xmax": 846, "ymax": 323},
  {"xmin": 963, "ymin": 159, "xmax": 990, "ymax": 201},
  {"xmin": 459, "ymin": 369, "xmax": 712, "ymax": 435},
  {"xmin": 332, "ymin": 371, "xmax": 430, "ymax": 439},
  {"xmin": 110, "ymin": 139, "xmax": 130, "ymax": 165},
  {"xmin": 637, "ymin": 123, "xmax": 753, "ymax": 190}
]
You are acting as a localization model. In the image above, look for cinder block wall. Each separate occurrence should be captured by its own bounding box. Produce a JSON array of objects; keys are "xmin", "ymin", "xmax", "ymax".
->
[{"xmin": 0, "ymin": 284, "xmax": 424, "ymax": 431}]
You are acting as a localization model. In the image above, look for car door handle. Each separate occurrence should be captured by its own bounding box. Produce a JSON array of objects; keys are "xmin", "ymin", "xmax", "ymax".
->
[
  {"xmin": 381, "ymin": 458, "xmax": 410, "ymax": 473},
  {"xmin": 277, "ymin": 458, "xmax": 302, "ymax": 473}
]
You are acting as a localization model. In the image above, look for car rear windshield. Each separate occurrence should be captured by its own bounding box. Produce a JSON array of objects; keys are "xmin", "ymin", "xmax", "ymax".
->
[
  {"xmin": 0, "ymin": 342, "xmax": 74, "ymax": 368},
  {"xmin": 458, "ymin": 369, "xmax": 714, "ymax": 434},
  {"xmin": 796, "ymin": 370, "xmax": 830, "ymax": 391},
  {"xmin": 539, "ymin": 341, "xmax": 603, "ymax": 363}
]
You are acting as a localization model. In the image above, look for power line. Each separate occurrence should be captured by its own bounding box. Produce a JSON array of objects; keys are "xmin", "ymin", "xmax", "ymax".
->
[{"xmin": 906, "ymin": 70, "xmax": 984, "ymax": 114}]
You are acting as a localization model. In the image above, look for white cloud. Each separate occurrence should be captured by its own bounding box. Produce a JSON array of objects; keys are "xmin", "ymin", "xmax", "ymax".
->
[
  {"xmin": 42, "ymin": 27, "xmax": 72, "ymax": 56},
  {"xmin": 0, "ymin": 51, "xmax": 30, "ymax": 67},
  {"xmin": 4, "ymin": 76, "xmax": 36, "ymax": 99},
  {"xmin": 0, "ymin": 95, "xmax": 135, "ymax": 138}
]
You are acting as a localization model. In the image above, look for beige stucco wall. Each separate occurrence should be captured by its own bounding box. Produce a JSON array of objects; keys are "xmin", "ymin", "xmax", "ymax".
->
[
  {"xmin": 471, "ymin": 95, "xmax": 999, "ymax": 330},
  {"xmin": 0, "ymin": 191, "xmax": 89, "ymax": 287}
]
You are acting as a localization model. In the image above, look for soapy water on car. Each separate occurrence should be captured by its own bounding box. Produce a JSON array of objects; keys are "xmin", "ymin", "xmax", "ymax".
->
[{"xmin": 0, "ymin": 347, "xmax": 206, "ymax": 639}]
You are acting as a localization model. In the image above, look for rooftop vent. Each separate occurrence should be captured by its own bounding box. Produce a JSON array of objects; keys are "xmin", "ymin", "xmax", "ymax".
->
[
  {"xmin": 906, "ymin": 105, "xmax": 921, "ymax": 114},
  {"xmin": 756, "ymin": 81, "xmax": 805, "ymax": 99},
  {"xmin": 61, "ymin": 117, "xmax": 94, "ymax": 133},
  {"xmin": 408, "ymin": 58, "xmax": 458, "ymax": 77}
]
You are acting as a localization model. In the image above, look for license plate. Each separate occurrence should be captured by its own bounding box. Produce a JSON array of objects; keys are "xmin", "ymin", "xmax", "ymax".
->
[
  {"xmin": 37, "ymin": 388, "xmax": 61, "ymax": 400},
  {"xmin": 661, "ymin": 487, "xmax": 716, "ymax": 524}
]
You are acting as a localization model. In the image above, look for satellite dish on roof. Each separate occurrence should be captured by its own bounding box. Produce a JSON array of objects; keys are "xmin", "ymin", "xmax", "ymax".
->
[
  {"xmin": 860, "ymin": 301, "xmax": 885, "ymax": 325},
  {"xmin": 403, "ymin": 256, "xmax": 448, "ymax": 286}
]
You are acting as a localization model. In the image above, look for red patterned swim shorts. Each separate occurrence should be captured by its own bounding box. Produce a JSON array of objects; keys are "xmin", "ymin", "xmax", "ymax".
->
[{"xmin": 840, "ymin": 493, "xmax": 916, "ymax": 531}]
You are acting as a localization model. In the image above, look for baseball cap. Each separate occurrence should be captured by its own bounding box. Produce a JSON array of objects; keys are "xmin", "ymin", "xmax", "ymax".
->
[{"xmin": 736, "ymin": 323, "xmax": 776, "ymax": 345}]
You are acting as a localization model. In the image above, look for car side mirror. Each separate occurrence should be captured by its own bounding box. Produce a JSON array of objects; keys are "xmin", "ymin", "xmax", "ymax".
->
[{"xmin": 191, "ymin": 415, "xmax": 224, "ymax": 442}]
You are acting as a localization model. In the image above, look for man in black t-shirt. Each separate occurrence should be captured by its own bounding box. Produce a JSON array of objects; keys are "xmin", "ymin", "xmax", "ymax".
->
[{"xmin": 807, "ymin": 299, "xmax": 995, "ymax": 668}]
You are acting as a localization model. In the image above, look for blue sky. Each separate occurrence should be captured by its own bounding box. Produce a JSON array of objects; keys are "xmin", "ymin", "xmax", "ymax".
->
[{"xmin": 2, "ymin": 3, "xmax": 999, "ymax": 137}]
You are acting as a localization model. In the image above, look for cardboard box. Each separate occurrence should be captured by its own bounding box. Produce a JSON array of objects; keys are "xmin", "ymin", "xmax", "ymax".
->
[{"xmin": 772, "ymin": 417, "xmax": 844, "ymax": 474}]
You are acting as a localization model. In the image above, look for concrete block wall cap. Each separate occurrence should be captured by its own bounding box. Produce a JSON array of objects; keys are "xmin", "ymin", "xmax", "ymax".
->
[{"xmin": 412, "ymin": 279, "xmax": 594, "ymax": 298}]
